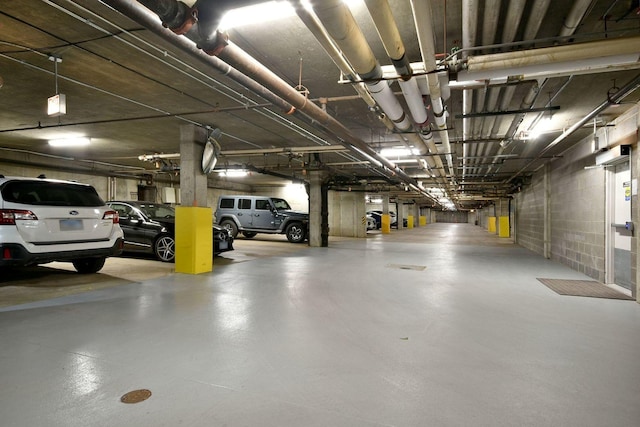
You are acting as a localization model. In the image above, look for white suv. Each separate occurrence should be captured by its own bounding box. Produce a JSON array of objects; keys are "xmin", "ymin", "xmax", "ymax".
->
[{"xmin": 0, "ymin": 175, "xmax": 124, "ymax": 273}]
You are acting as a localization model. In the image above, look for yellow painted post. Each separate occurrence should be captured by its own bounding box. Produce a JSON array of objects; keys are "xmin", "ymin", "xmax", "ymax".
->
[
  {"xmin": 488, "ymin": 217, "xmax": 497, "ymax": 233},
  {"xmin": 419, "ymin": 215, "xmax": 427, "ymax": 226},
  {"xmin": 381, "ymin": 214, "xmax": 391, "ymax": 234},
  {"xmin": 407, "ymin": 215, "xmax": 414, "ymax": 229},
  {"xmin": 498, "ymin": 216, "xmax": 510, "ymax": 237},
  {"xmin": 175, "ymin": 206, "xmax": 213, "ymax": 274}
]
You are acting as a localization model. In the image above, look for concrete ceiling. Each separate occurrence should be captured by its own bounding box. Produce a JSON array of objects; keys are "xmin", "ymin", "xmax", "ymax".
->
[{"xmin": 1, "ymin": 0, "xmax": 639, "ymax": 209}]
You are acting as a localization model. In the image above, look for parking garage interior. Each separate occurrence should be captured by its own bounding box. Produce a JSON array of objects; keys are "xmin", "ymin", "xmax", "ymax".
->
[{"xmin": 1, "ymin": 0, "xmax": 640, "ymax": 425}]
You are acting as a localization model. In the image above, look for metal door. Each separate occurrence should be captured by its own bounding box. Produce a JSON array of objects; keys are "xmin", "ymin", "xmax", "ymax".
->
[{"xmin": 609, "ymin": 162, "xmax": 632, "ymax": 290}]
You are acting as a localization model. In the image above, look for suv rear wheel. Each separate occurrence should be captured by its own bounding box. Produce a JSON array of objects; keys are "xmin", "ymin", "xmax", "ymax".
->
[
  {"xmin": 72, "ymin": 257, "xmax": 106, "ymax": 274},
  {"xmin": 220, "ymin": 219, "xmax": 239, "ymax": 238},
  {"xmin": 154, "ymin": 234, "xmax": 175, "ymax": 262},
  {"xmin": 286, "ymin": 222, "xmax": 306, "ymax": 243}
]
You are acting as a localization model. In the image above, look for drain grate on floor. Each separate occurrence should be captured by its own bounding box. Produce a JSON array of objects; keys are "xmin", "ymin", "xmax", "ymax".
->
[
  {"xmin": 120, "ymin": 389, "xmax": 152, "ymax": 404},
  {"xmin": 386, "ymin": 264, "xmax": 426, "ymax": 271}
]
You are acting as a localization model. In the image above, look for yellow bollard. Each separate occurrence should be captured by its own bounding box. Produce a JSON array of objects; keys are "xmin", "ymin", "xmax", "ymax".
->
[
  {"xmin": 498, "ymin": 216, "xmax": 510, "ymax": 237},
  {"xmin": 419, "ymin": 215, "xmax": 427, "ymax": 226},
  {"xmin": 381, "ymin": 214, "xmax": 391, "ymax": 234},
  {"xmin": 407, "ymin": 215, "xmax": 414, "ymax": 229},
  {"xmin": 175, "ymin": 206, "xmax": 213, "ymax": 274},
  {"xmin": 488, "ymin": 217, "xmax": 497, "ymax": 233}
]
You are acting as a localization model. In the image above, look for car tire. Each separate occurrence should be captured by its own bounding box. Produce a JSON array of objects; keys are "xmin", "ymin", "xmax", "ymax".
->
[
  {"xmin": 242, "ymin": 231, "xmax": 257, "ymax": 238},
  {"xmin": 220, "ymin": 220, "xmax": 239, "ymax": 238},
  {"xmin": 72, "ymin": 257, "xmax": 106, "ymax": 274},
  {"xmin": 285, "ymin": 222, "xmax": 306, "ymax": 243},
  {"xmin": 154, "ymin": 234, "xmax": 175, "ymax": 262}
]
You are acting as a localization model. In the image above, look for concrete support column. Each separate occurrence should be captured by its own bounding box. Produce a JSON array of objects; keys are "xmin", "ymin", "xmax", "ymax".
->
[
  {"xmin": 396, "ymin": 201, "xmax": 405, "ymax": 230},
  {"xmin": 177, "ymin": 124, "xmax": 211, "ymax": 274},
  {"xmin": 180, "ymin": 125, "xmax": 208, "ymax": 207},
  {"xmin": 382, "ymin": 195, "xmax": 391, "ymax": 234},
  {"xmin": 308, "ymin": 170, "xmax": 327, "ymax": 247},
  {"xmin": 328, "ymin": 190, "xmax": 366, "ymax": 237}
]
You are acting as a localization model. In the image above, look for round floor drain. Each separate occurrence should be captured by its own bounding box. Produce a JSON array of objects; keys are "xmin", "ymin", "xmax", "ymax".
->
[{"xmin": 120, "ymin": 389, "xmax": 152, "ymax": 404}]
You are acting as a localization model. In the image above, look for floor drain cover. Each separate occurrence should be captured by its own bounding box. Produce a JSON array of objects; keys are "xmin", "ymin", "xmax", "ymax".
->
[
  {"xmin": 120, "ymin": 389, "xmax": 152, "ymax": 404},
  {"xmin": 386, "ymin": 264, "xmax": 426, "ymax": 271}
]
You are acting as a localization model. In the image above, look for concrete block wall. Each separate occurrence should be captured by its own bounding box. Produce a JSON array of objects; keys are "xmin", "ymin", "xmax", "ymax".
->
[
  {"xmin": 435, "ymin": 211, "xmax": 469, "ymax": 223},
  {"xmin": 515, "ymin": 172, "xmax": 545, "ymax": 254},
  {"xmin": 514, "ymin": 107, "xmax": 640, "ymax": 283},
  {"xmin": 549, "ymin": 143, "xmax": 606, "ymax": 281}
]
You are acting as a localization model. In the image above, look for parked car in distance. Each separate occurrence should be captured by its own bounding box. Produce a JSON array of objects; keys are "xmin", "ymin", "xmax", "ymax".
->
[
  {"xmin": 366, "ymin": 210, "xmax": 406, "ymax": 229},
  {"xmin": 0, "ymin": 175, "xmax": 124, "ymax": 273},
  {"xmin": 366, "ymin": 212, "xmax": 377, "ymax": 230},
  {"xmin": 215, "ymin": 195, "xmax": 308, "ymax": 243},
  {"xmin": 107, "ymin": 201, "xmax": 233, "ymax": 262}
]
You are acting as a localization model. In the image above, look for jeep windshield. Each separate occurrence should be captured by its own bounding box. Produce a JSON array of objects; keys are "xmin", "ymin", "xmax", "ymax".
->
[{"xmin": 271, "ymin": 198, "xmax": 291, "ymax": 210}]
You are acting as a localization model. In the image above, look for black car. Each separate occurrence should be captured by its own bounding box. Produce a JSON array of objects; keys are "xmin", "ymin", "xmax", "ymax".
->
[{"xmin": 107, "ymin": 201, "xmax": 233, "ymax": 262}]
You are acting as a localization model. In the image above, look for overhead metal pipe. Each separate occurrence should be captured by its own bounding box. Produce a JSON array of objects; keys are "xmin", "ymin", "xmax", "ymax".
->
[
  {"xmin": 101, "ymin": 0, "xmax": 435, "ymax": 200},
  {"xmin": 461, "ymin": 0, "xmax": 478, "ymax": 184},
  {"xmin": 101, "ymin": 0, "xmax": 295, "ymax": 114}
]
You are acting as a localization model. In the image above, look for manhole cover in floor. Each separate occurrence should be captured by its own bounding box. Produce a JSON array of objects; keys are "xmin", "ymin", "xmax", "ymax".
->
[
  {"xmin": 120, "ymin": 389, "xmax": 152, "ymax": 404},
  {"xmin": 386, "ymin": 264, "xmax": 426, "ymax": 271}
]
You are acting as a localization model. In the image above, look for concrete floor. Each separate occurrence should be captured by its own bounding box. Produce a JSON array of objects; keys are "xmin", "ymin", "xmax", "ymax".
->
[{"xmin": 1, "ymin": 223, "xmax": 639, "ymax": 426}]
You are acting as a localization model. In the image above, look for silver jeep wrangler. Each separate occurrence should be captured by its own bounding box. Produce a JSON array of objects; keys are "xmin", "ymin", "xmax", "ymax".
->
[{"xmin": 214, "ymin": 195, "xmax": 309, "ymax": 243}]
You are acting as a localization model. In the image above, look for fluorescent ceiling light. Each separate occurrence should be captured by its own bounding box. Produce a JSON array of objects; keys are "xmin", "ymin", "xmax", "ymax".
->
[
  {"xmin": 48, "ymin": 137, "xmax": 90, "ymax": 147},
  {"xmin": 219, "ymin": 1, "xmax": 296, "ymax": 31},
  {"xmin": 219, "ymin": 170, "xmax": 248, "ymax": 177},
  {"xmin": 380, "ymin": 147, "xmax": 419, "ymax": 157}
]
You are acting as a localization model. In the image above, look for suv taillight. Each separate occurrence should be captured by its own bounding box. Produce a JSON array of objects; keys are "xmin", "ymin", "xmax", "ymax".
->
[
  {"xmin": 0, "ymin": 209, "xmax": 38, "ymax": 225},
  {"xmin": 103, "ymin": 210, "xmax": 119, "ymax": 224}
]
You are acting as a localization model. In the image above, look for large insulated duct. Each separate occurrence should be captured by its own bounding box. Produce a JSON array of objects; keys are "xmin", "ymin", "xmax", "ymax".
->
[
  {"xmin": 309, "ymin": 0, "xmax": 411, "ymax": 132},
  {"xmin": 462, "ymin": 36, "xmax": 640, "ymax": 81},
  {"xmin": 290, "ymin": 1, "xmax": 395, "ymax": 131},
  {"xmin": 363, "ymin": 0, "xmax": 427, "ymax": 125},
  {"xmin": 362, "ymin": 0, "xmax": 445, "ymax": 178},
  {"xmin": 409, "ymin": 0, "xmax": 454, "ymax": 177}
]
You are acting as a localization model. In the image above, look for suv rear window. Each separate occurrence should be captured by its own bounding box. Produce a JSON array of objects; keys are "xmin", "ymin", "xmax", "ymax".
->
[{"xmin": 0, "ymin": 180, "xmax": 104, "ymax": 207}]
